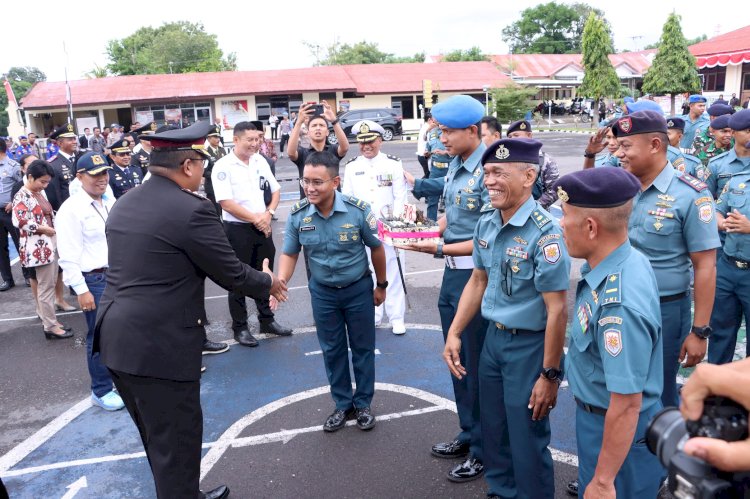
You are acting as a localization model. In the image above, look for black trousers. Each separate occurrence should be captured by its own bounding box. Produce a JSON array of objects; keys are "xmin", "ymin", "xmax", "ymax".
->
[
  {"xmin": 417, "ymin": 155, "xmax": 430, "ymax": 178},
  {"xmin": 224, "ymin": 221, "xmax": 275, "ymax": 328},
  {"xmin": 0, "ymin": 210, "xmax": 25, "ymax": 282},
  {"xmin": 109, "ymin": 369, "xmax": 202, "ymax": 499},
  {"xmin": 279, "ymin": 133, "xmax": 289, "ymax": 154}
]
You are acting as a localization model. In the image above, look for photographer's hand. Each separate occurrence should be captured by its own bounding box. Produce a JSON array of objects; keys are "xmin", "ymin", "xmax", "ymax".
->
[{"xmin": 680, "ymin": 360, "xmax": 750, "ymax": 472}]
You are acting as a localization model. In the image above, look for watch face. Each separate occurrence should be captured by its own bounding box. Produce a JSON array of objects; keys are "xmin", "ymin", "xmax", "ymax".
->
[{"xmin": 544, "ymin": 368, "xmax": 561, "ymax": 379}]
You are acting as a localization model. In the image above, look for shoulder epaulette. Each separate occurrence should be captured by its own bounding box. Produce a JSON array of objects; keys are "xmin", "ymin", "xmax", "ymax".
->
[
  {"xmin": 386, "ymin": 154, "xmax": 401, "ymax": 162},
  {"xmin": 531, "ymin": 209, "xmax": 551, "ymax": 230},
  {"xmin": 181, "ymin": 188, "xmax": 208, "ymax": 200},
  {"xmin": 707, "ymin": 150, "xmax": 731, "ymax": 165},
  {"xmin": 345, "ymin": 155, "xmax": 359, "ymax": 165},
  {"xmin": 344, "ymin": 195, "xmax": 369, "ymax": 211},
  {"xmin": 677, "ymin": 173, "xmax": 708, "ymax": 192},
  {"xmin": 601, "ymin": 272, "xmax": 622, "ymax": 306},
  {"xmin": 290, "ymin": 198, "xmax": 310, "ymax": 214},
  {"xmin": 48, "ymin": 155, "xmax": 58, "ymax": 162},
  {"xmin": 480, "ymin": 202, "xmax": 494, "ymax": 213}
]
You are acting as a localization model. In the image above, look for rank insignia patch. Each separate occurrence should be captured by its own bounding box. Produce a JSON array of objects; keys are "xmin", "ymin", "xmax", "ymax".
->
[{"xmin": 543, "ymin": 242, "xmax": 560, "ymax": 264}]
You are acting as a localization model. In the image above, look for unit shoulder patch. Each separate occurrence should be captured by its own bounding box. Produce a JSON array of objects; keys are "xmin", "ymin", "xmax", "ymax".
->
[
  {"xmin": 603, "ymin": 329, "xmax": 623, "ymax": 357},
  {"xmin": 537, "ymin": 233, "xmax": 561, "ymax": 247},
  {"xmin": 542, "ymin": 242, "xmax": 561, "ymax": 264},
  {"xmin": 677, "ymin": 173, "xmax": 708, "ymax": 192},
  {"xmin": 290, "ymin": 198, "xmax": 310, "ymax": 214}
]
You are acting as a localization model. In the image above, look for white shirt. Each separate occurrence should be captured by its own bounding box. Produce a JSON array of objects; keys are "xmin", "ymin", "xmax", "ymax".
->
[
  {"xmin": 416, "ymin": 121, "xmax": 431, "ymax": 156},
  {"xmin": 56, "ymin": 189, "xmax": 115, "ymax": 294},
  {"xmin": 212, "ymin": 151, "xmax": 280, "ymax": 223},
  {"xmin": 342, "ymin": 152, "xmax": 408, "ymax": 219}
]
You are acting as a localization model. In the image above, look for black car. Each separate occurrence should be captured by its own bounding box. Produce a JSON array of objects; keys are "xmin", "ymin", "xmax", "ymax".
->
[{"xmin": 327, "ymin": 108, "xmax": 403, "ymax": 144}]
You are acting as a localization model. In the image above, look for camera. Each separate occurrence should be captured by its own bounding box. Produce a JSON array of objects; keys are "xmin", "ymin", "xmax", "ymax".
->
[
  {"xmin": 305, "ymin": 102, "xmax": 325, "ymax": 116},
  {"xmin": 647, "ymin": 396, "xmax": 750, "ymax": 498}
]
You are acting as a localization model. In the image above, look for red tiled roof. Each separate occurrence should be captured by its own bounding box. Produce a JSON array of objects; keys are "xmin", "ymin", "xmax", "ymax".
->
[
  {"xmin": 489, "ymin": 52, "xmax": 654, "ymax": 78},
  {"xmin": 689, "ymin": 25, "xmax": 750, "ymax": 68},
  {"xmin": 21, "ymin": 62, "xmax": 510, "ymax": 110}
]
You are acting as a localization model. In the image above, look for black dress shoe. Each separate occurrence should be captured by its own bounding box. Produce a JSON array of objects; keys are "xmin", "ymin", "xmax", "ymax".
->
[
  {"xmin": 447, "ymin": 457, "xmax": 484, "ymax": 483},
  {"xmin": 202, "ymin": 339, "xmax": 229, "ymax": 355},
  {"xmin": 566, "ymin": 479, "xmax": 579, "ymax": 496},
  {"xmin": 260, "ymin": 320, "xmax": 292, "ymax": 336},
  {"xmin": 233, "ymin": 327, "xmax": 258, "ymax": 347},
  {"xmin": 44, "ymin": 328, "xmax": 74, "ymax": 340},
  {"xmin": 0, "ymin": 280, "xmax": 14, "ymax": 292},
  {"xmin": 323, "ymin": 408, "xmax": 354, "ymax": 432},
  {"xmin": 355, "ymin": 407, "xmax": 376, "ymax": 431},
  {"xmin": 431, "ymin": 439, "xmax": 470, "ymax": 459},
  {"xmin": 201, "ymin": 484, "xmax": 229, "ymax": 499}
]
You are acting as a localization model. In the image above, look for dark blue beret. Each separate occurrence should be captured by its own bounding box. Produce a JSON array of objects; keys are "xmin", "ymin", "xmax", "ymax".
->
[
  {"xmin": 432, "ymin": 95, "xmax": 485, "ymax": 129},
  {"xmin": 688, "ymin": 94, "xmax": 707, "ymax": 104},
  {"xmin": 76, "ymin": 152, "xmax": 112, "ymax": 175},
  {"xmin": 626, "ymin": 100, "xmax": 662, "ymax": 114},
  {"xmin": 729, "ymin": 109, "xmax": 750, "ymax": 131},
  {"xmin": 507, "ymin": 120, "xmax": 532, "ymax": 136},
  {"xmin": 707, "ymin": 103, "xmax": 733, "ymax": 117},
  {"xmin": 666, "ymin": 117, "xmax": 685, "ymax": 131},
  {"xmin": 711, "ymin": 114, "xmax": 731, "ymax": 130},
  {"xmin": 554, "ymin": 168, "xmax": 641, "ymax": 208},
  {"xmin": 612, "ymin": 110, "xmax": 667, "ymax": 137},
  {"xmin": 481, "ymin": 138, "xmax": 542, "ymax": 165}
]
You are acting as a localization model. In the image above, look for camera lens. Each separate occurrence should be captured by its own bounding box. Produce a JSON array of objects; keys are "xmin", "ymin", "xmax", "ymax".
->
[{"xmin": 647, "ymin": 407, "xmax": 689, "ymax": 467}]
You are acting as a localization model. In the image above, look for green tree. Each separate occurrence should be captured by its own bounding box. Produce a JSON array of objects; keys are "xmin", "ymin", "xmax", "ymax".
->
[
  {"xmin": 84, "ymin": 64, "xmax": 109, "ymax": 79},
  {"xmin": 641, "ymin": 12, "xmax": 701, "ymax": 115},
  {"xmin": 442, "ymin": 47, "xmax": 489, "ymax": 62},
  {"xmin": 502, "ymin": 2, "xmax": 613, "ymax": 54},
  {"xmin": 577, "ymin": 13, "xmax": 621, "ymax": 125},
  {"xmin": 307, "ymin": 40, "xmax": 423, "ymax": 65},
  {"xmin": 105, "ymin": 21, "xmax": 236, "ymax": 75},
  {"xmin": 491, "ymin": 84, "xmax": 537, "ymax": 123},
  {"xmin": 644, "ymin": 33, "xmax": 707, "ymax": 50},
  {"xmin": 0, "ymin": 66, "xmax": 47, "ymax": 136}
]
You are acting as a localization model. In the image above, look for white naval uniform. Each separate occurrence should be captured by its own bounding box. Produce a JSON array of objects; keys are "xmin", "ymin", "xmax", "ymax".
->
[{"xmin": 342, "ymin": 152, "xmax": 408, "ymax": 327}]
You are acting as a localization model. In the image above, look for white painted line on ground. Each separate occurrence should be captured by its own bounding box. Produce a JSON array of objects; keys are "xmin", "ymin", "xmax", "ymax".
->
[
  {"xmin": 304, "ymin": 348, "xmax": 381, "ymax": 356},
  {"xmin": 0, "ymin": 398, "xmax": 91, "ymax": 474}
]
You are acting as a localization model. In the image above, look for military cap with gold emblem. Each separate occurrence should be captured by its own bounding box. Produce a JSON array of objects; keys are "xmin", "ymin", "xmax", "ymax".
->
[
  {"xmin": 481, "ymin": 138, "xmax": 543, "ymax": 165},
  {"xmin": 49, "ymin": 122, "xmax": 77, "ymax": 140},
  {"xmin": 143, "ymin": 120, "xmax": 212, "ymax": 158},
  {"xmin": 132, "ymin": 121, "xmax": 158, "ymax": 135},
  {"xmin": 110, "ymin": 138, "xmax": 132, "ymax": 154},
  {"xmin": 76, "ymin": 152, "xmax": 112, "ymax": 175},
  {"xmin": 506, "ymin": 120, "xmax": 532, "ymax": 136},
  {"xmin": 553, "ymin": 167, "xmax": 640, "ymax": 208},
  {"xmin": 352, "ymin": 120, "xmax": 385, "ymax": 143},
  {"xmin": 207, "ymin": 124, "xmax": 222, "ymax": 137}
]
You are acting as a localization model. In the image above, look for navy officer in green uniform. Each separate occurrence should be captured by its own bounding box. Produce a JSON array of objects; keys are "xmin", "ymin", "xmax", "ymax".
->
[
  {"xmin": 278, "ymin": 150, "xmax": 387, "ymax": 432},
  {"xmin": 557, "ymin": 167, "xmax": 664, "ymax": 499},
  {"xmin": 400, "ymin": 94, "xmax": 489, "ymax": 483},
  {"xmin": 444, "ymin": 138, "xmax": 570, "ymax": 499},
  {"xmin": 710, "ymin": 134, "xmax": 750, "ymax": 365},
  {"xmin": 613, "ymin": 110, "xmax": 720, "ymax": 408}
]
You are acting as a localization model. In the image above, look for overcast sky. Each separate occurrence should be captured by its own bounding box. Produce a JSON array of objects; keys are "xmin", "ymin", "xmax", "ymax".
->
[{"xmin": 4, "ymin": 0, "xmax": 745, "ymax": 83}]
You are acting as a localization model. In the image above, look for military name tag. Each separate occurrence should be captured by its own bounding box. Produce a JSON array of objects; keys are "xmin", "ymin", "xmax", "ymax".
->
[
  {"xmin": 300, "ymin": 226, "xmax": 316, "ymax": 231},
  {"xmin": 478, "ymin": 239, "xmax": 488, "ymax": 248}
]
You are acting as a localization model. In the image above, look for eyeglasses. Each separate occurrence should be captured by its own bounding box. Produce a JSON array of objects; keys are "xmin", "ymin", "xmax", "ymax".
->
[
  {"xmin": 299, "ymin": 177, "xmax": 335, "ymax": 188},
  {"xmin": 115, "ymin": 152, "xmax": 130, "ymax": 157},
  {"xmin": 501, "ymin": 258, "xmax": 513, "ymax": 296},
  {"xmin": 188, "ymin": 157, "xmax": 208, "ymax": 168}
]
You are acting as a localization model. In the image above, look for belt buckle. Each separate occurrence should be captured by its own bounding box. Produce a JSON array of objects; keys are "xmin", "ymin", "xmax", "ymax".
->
[
  {"xmin": 495, "ymin": 322, "xmax": 506, "ymax": 330},
  {"xmin": 737, "ymin": 260, "xmax": 749, "ymax": 269},
  {"xmin": 445, "ymin": 256, "xmax": 457, "ymax": 269}
]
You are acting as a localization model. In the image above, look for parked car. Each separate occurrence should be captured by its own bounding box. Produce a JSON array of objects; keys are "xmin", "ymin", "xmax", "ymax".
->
[{"xmin": 327, "ymin": 108, "xmax": 403, "ymax": 144}]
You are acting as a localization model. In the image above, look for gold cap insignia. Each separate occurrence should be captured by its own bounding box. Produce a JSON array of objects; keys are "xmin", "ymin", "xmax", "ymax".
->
[
  {"xmin": 557, "ymin": 186, "xmax": 569, "ymax": 203},
  {"xmin": 66, "ymin": 124, "xmax": 74, "ymax": 132},
  {"xmin": 92, "ymin": 155, "xmax": 105, "ymax": 165},
  {"xmin": 618, "ymin": 117, "xmax": 632, "ymax": 133},
  {"xmin": 150, "ymin": 122, "xmax": 158, "ymax": 131},
  {"xmin": 667, "ymin": 120, "xmax": 674, "ymax": 127},
  {"xmin": 519, "ymin": 122, "xmax": 527, "ymax": 130},
  {"xmin": 360, "ymin": 123, "xmax": 370, "ymax": 134},
  {"xmin": 495, "ymin": 144, "xmax": 510, "ymax": 160}
]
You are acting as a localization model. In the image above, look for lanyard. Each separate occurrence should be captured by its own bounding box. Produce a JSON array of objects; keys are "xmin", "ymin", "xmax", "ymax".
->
[{"xmin": 92, "ymin": 200, "xmax": 109, "ymax": 224}]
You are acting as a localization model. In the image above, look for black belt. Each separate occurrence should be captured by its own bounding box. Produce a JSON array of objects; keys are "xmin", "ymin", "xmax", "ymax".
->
[
  {"xmin": 659, "ymin": 291, "xmax": 689, "ymax": 303},
  {"xmin": 83, "ymin": 267, "xmax": 107, "ymax": 274},
  {"xmin": 724, "ymin": 254, "xmax": 750, "ymax": 270},
  {"xmin": 575, "ymin": 397, "xmax": 607, "ymax": 416},
  {"xmin": 494, "ymin": 322, "xmax": 544, "ymax": 335},
  {"xmin": 317, "ymin": 272, "xmax": 370, "ymax": 290}
]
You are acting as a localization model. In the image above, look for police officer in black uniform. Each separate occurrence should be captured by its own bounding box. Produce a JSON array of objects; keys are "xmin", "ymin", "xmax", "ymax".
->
[
  {"xmin": 96, "ymin": 121, "xmax": 288, "ymax": 499},
  {"xmin": 108, "ymin": 138, "xmax": 142, "ymax": 198},
  {"xmin": 130, "ymin": 122, "xmax": 157, "ymax": 176},
  {"xmin": 45, "ymin": 123, "xmax": 77, "ymax": 210},
  {"xmin": 204, "ymin": 124, "xmax": 226, "ymax": 214}
]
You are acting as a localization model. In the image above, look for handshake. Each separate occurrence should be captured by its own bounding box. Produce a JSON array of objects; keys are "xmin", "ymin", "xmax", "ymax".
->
[{"xmin": 261, "ymin": 258, "xmax": 288, "ymax": 310}]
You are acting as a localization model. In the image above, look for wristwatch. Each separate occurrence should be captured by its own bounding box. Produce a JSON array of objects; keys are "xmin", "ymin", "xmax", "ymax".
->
[
  {"xmin": 434, "ymin": 242, "xmax": 444, "ymax": 259},
  {"xmin": 583, "ymin": 151, "xmax": 596, "ymax": 159},
  {"xmin": 267, "ymin": 208, "xmax": 276, "ymax": 216},
  {"xmin": 691, "ymin": 325, "xmax": 712, "ymax": 340},
  {"xmin": 331, "ymin": 118, "xmax": 340, "ymax": 126},
  {"xmin": 376, "ymin": 280, "xmax": 388, "ymax": 289},
  {"xmin": 540, "ymin": 367, "xmax": 563, "ymax": 383}
]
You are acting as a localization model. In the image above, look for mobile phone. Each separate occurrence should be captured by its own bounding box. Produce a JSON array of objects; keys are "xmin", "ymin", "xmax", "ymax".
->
[{"xmin": 312, "ymin": 104, "xmax": 325, "ymax": 116}]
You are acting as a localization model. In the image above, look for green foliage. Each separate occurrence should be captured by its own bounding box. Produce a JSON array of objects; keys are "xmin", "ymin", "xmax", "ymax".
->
[
  {"xmin": 105, "ymin": 21, "xmax": 237, "ymax": 75},
  {"xmin": 308, "ymin": 40, "xmax": 424, "ymax": 65},
  {"xmin": 0, "ymin": 66, "xmax": 47, "ymax": 136},
  {"xmin": 578, "ymin": 13, "xmax": 621, "ymax": 109},
  {"xmin": 490, "ymin": 84, "xmax": 538, "ymax": 123},
  {"xmin": 502, "ymin": 2, "xmax": 613, "ymax": 54},
  {"xmin": 644, "ymin": 33, "xmax": 707, "ymax": 50},
  {"xmin": 84, "ymin": 64, "xmax": 109, "ymax": 79},
  {"xmin": 442, "ymin": 47, "xmax": 489, "ymax": 62},
  {"xmin": 641, "ymin": 12, "xmax": 701, "ymax": 113}
]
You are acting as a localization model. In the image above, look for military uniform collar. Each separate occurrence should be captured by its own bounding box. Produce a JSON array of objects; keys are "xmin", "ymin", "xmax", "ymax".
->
[
  {"xmin": 581, "ymin": 241, "xmax": 632, "ymax": 290},
  {"xmin": 458, "ymin": 142, "xmax": 487, "ymax": 173},
  {"xmin": 304, "ymin": 191, "xmax": 348, "ymax": 218},
  {"xmin": 494, "ymin": 195, "xmax": 535, "ymax": 229},
  {"xmin": 651, "ymin": 162, "xmax": 675, "ymax": 193}
]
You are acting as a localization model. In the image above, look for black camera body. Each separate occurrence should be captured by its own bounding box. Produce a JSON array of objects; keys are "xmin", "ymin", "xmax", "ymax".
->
[{"xmin": 647, "ymin": 396, "xmax": 750, "ymax": 499}]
